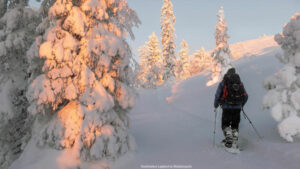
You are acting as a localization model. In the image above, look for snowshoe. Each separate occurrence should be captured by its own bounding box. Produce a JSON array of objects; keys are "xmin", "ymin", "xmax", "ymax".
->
[
  {"xmin": 220, "ymin": 137, "xmax": 233, "ymax": 148},
  {"xmin": 221, "ymin": 128, "xmax": 240, "ymax": 154},
  {"xmin": 224, "ymin": 145, "xmax": 240, "ymax": 154},
  {"xmin": 220, "ymin": 139, "xmax": 232, "ymax": 148},
  {"xmin": 221, "ymin": 139, "xmax": 240, "ymax": 154},
  {"xmin": 225, "ymin": 137, "xmax": 233, "ymax": 148},
  {"xmin": 223, "ymin": 127, "xmax": 233, "ymax": 147}
]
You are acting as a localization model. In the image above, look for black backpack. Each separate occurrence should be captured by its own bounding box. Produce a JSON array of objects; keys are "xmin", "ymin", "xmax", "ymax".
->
[{"xmin": 220, "ymin": 73, "xmax": 246, "ymax": 105}]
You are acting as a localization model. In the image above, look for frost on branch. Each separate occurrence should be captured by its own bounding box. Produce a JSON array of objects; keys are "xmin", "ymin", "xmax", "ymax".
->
[
  {"xmin": 26, "ymin": 0, "xmax": 140, "ymax": 161},
  {"xmin": 161, "ymin": 0, "xmax": 176, "ymax": 82},
  {"xmin": 137, "ymin": 32, "xmax": 163, "ymax": 88},
  {"xmin": 263, "ymin": 13, "xmax": 300, "ymax": 142},
  {"xmin": 0, "ymin": 1, "xmax": 39, "ymax": 169},
  {"xmin": 176, "ymin": 40, "xmax": 190, "ymax": 80},
  {"xmin": 189, "ymin": 47, "xmax": 211, "ymax": 76}
]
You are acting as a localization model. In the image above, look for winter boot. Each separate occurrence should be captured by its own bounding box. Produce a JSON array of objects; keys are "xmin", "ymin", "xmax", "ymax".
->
[
  {"xmin": 223, "ymin": 127, "xmax": 233, "ymax": 148},
  {"xmin": 232, "ymin": 129, "xmax": 239, "ymax": 149}
]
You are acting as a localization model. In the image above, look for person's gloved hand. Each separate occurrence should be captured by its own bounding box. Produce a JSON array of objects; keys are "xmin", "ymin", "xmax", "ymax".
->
[
  {"xmin": 242, "ymin": 102, "xmax": 246, "ymax": 107},
  {"xmin": 214, "ymin": 102, "xmax": 219, "ymax": 109},
  {"xmin": 214, "ymin": 108, "xmax": 217, "ymax": 113}
]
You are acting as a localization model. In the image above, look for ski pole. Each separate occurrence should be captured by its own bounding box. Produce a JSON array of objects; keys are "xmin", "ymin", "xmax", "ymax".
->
[
  {"xmin": 242, "ymin": 108, "xmax": 247, "ymax": 119},
  {"xmin": 242, "ymin": 108, "xmax": 263, "ymax": 140},
  {"xmin": 213, "ymin": 108, "xmax": 218, "ymax": 147}
]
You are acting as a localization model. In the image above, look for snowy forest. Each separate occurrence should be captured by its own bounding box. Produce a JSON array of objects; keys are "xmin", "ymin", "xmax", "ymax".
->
[{"xmin": 0, "ymin": 0, "xmax": 300, "ymax": 169}]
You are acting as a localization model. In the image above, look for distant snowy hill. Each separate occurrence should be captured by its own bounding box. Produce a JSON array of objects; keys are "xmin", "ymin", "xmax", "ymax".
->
[
  {"xmin": 11, "ymin": 37, "xmax": 300, "ymax": 169},
  {"xmin": 229, "ymin": 35, "xmax": 279, "ymax": 59}
]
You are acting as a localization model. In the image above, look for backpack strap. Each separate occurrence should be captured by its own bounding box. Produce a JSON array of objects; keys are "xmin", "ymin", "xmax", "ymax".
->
[{"xmin": 222, "ymin": 84, "xmax": 227, "ymax": 99}]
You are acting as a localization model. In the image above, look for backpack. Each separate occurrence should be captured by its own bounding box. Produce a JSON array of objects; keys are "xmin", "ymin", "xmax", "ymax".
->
[{"xmin": 220, "ymin": 73, "xmax": 246, "ymax": 105}]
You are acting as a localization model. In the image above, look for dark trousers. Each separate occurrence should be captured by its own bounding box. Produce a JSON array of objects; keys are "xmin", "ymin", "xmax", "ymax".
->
[{"xmin": 222, "ymin": 108, "xmax": 241, "ymax": 133}]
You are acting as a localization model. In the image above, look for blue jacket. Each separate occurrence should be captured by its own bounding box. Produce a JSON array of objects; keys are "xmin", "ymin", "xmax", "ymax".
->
[{"xmin": 214, "ymin": 80, "xmax": 248, "ymax": 109}]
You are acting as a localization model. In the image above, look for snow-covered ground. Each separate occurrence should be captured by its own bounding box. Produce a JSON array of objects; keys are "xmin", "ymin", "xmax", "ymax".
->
[
  {"xmin": 113, "ymin": 39, "xmax": 300, "ymax": 169},
  {"xmin": 10, "ymin": 37, "xmax": 300, "ymax": 169}
]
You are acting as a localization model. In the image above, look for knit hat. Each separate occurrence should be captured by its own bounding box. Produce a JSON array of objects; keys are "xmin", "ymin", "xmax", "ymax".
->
[{"xmin": 227, "ymin": 68, "xmax": 236, "ymax": 75}]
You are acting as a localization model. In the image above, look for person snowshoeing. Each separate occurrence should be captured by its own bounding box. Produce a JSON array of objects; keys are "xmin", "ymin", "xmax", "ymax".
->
[{"xmin": 214, "ymin": 68, "xmax": 248, "ymax": 150}]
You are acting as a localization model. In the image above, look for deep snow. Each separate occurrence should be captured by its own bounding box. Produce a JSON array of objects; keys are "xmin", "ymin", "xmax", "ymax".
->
[
  {"xmin": 113, "ymin": 42, "xmax": 300, "ymax": 169},
  {"xmin": 9, "ymin": 37, "xmax": 300, "ymax": 169}
]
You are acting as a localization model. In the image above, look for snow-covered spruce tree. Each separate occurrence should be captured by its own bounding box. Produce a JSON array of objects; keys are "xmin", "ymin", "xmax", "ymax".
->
[
  {"xmin": 137, "ymin": 33, "xmax": 163, "ymax": 88},
  {"xmin": 177, "ymin": 40, "xmax": 190, "ymax": 79},
  {"xmin": 0, "ymin": 0, "xmax": 38, "ymax": 80},
  {"xmin": 263, "ymin": 14, "xmax": 300, "ymax": 142},
  {"xmin": 207, "ymin": 6, "xmax": 233, "ymax": 86},
  {"xmin": 145, "ymin": 32, "xmax": 163, "ymax": 87},
  {"xmin": 39, "ymin": 0, "xmax": 56, "ymax": 18},
  {"xmin": 137, "ymin": 45, "xmax": 150, "ymax": 87},
  {"xmin": 161, "ymin": 0, "xmax": 176, "ymax": 82},
  {"xmin": 190, "ymin": 47, "xmax": 209, "ymax": 76},
  {"xmin": 129, "ymin": 57, "xmax": 140, "ymax": 87},
  {"xmin": 201, "ymin": 47, "xmax": 212, "ymax": 71},
  {"xmin": 0, "ymin": 0, "xmax": 7, "ymax": 18},
  {"xmin": 26, "ymin": 0, "xmax": 57, "ymax": 84},
  {"xmin": 26, "ymin": 0, "xmax": 140, "ymax": 161},
  {"xmin": 0, "ymin": 1, "xmax": 40, "ymax": 168}
]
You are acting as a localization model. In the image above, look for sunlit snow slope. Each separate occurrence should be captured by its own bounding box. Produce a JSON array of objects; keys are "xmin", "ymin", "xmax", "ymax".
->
[
  {"xmin": 230, "ymin": 35, "xmax": 278, "ymax": 59},
  {"xmin": 113, "ymin": 37, "xmax": 300, "ymax": 169}
]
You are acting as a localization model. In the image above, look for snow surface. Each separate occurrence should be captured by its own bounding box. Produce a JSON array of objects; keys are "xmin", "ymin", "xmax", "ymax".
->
[
  {"xmin": 230, "ymin": 35, "xmax": 278, "ymax": 59},
  {"xmin": 113, "ymin": 40, "xmax": 300, "ymax": 169},
  {"xmin": 10, "ymin": 37, "xmax": 300, "ymax": 169}
]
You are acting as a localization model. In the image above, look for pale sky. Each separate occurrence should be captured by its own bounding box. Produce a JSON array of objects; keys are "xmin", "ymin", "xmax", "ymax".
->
[{"xmin": 30, "ymin": 0, "xmax": 300, "ymax": 59}]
